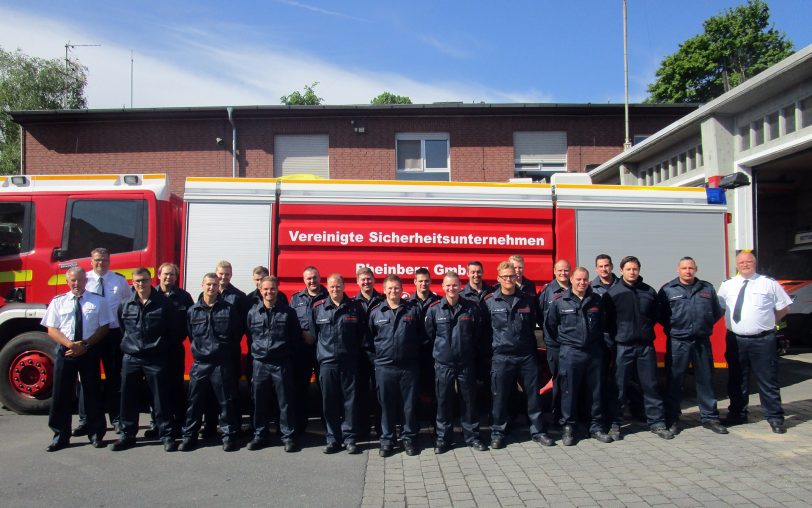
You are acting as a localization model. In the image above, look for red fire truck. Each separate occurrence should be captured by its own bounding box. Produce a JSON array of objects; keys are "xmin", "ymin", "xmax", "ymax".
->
[{"xmin": 0, "ymin": 173, "xmax": 728, "ymax": 414}]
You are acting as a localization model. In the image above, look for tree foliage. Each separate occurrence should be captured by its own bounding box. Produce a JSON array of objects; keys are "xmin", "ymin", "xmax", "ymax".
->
[
  {"xmin": 646, "ymin": 0, "xmax": 793, "ymax": 103},
  {"xmin": 0, "ymin": 47, "xmax": 88, "ymax": 174},
  {"xmin": 280, "ymin": 82, "xmax": 324, "ymax": 105},
  {"xmin": 370, "ymin": 92, "xmax": 412, "ymax": 105}
]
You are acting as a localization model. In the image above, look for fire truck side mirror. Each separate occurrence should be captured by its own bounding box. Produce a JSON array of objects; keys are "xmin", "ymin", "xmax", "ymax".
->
[{"xmin": 52, "ymin": 248, "xmax": 68, "ymax": 261}]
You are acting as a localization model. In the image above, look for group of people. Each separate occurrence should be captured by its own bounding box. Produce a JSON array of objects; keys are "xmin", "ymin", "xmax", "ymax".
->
[{"xmin": 42, "ymin": 248, "xmax": 792, "ymax": 456}]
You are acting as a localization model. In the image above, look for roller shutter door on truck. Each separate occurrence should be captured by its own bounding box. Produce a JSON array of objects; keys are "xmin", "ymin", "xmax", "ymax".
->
[{"xmin": 182, "ymin": 178, "xmax": 278, "ymax": 294}]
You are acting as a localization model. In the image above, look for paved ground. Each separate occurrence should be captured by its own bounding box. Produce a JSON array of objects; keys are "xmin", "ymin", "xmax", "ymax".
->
[
  {"xmin": 2, "ymin": 351, "xmax": 812, "ymax": 507},
  {"xmin": 359, "ymin": 351, "xmax": 812, "ymax": 508}
]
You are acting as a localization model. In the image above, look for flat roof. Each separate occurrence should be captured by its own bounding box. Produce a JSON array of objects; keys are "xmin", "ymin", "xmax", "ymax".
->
[
  {"xmin": 10, "ymin": 102, "xmax": 699, "ymax": 124},
  {"xmin": 590, "ymin": 44, "xmax": 812, "ymax": 179}
]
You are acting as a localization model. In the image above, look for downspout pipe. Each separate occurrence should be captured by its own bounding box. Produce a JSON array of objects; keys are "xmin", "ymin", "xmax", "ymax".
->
[{"xmin": 227, "ymin": 106, "xmax": 237, "ymax": 177}]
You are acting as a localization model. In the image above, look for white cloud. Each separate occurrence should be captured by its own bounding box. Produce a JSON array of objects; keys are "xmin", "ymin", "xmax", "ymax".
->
[{"xmin": 0, "ymin": 6, "xmax": 553, "ymax": 108}]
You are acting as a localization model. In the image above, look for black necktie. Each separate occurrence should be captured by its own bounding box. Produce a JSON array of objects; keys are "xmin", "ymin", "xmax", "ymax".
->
[
  {"xmin": 74, "ymin": 295, "xmax": 83, "ymax": 341},
  {"xmin": 98, "ymin": 276, "xmax": 105, "ymax": 297},
  {"xmin": 732, "ymin": 279, "xmax": 749, "ymax": 323}
]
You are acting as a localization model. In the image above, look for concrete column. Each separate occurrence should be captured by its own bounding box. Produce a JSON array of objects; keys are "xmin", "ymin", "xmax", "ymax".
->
[{"xmin": 619, "ymin": 162, "xmax": 638, "ymax": 185}]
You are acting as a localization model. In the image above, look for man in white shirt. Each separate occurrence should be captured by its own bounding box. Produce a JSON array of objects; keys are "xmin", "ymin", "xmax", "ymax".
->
[
  {"xmin": 718, "ymin": 251, "xmax": 792, "ymax": 434},
  {"xmin": 75, "ymin": 247, "xmax": 131, "ymax": 435},
  {"xmin": 42, "ymin": 267, "xmax": 114, "ymax": 451}
]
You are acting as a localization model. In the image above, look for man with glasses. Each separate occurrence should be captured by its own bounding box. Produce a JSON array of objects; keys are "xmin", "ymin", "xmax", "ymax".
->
[
  {"xmin": 481, "ymin": 261, "xmax": 553, "ymax": 449},
  {"xmin": 112, "ymin": 268, "xmax": 177, "ymax": 452},
  {"xmin": 74, "ymin": 247, "xmax": 131, "ymax": 437}
]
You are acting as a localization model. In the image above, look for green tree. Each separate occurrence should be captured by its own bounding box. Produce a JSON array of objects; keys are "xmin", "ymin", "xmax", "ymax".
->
[
  {"xmin": 0, "ymin": 47, "xmax": 88, "ymax": 174},
  {"xmin": 646, "ymin": 0, "xmax": 793, "ymax": 103},
  {"xmin": 370, "ymin": 92, "xmax": 412, "ymax": 105},
  {"xmin": 280, "ymin": 82, "xmax": 324, "ymax": 105}
]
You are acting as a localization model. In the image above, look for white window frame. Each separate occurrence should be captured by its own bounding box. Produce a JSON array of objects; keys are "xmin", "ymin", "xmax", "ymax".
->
[{"xmin": 395, "ymin": 133, "xmax": 450, "ymax": 174}]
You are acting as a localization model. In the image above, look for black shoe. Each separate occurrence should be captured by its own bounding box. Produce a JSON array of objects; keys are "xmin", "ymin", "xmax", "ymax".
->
[
  {"xmin": 46, "ymin": 441, "xmax": 69, "ymax": 452},
  {"xmin": 702, "ymin": 421, "xmax": 729, "ymax": 434},
  {"xmin": 71, "ymin": 424, "xmax": 88, "ymax": 437},
  {"xmin": 143, "ymin": 427, "xmax": 159, "ymax": 439},
  {"xmin": 178, "ymin": 438, "xmax": 197, "ymax": 452},
  {"xmin": 221, "ymin": 438, "xmax": 237, "ymax": 452},
  {"xmin": 590, "ymin": 431, "xmax": 613, "ymax": 443},
  {"xmin": 110, "ymin": 437, "xmax": 136, "ymax": 451},
  {"xmin": 468, "ymin": 439, "xmax": 488, "ymax": 452},
  {"xmin": 561, "ymin": 426, "xmax": 575, "ymax": 446},
  {"xmin": 608, "ymin": 424, "xmax": 622, "ymax": 442},
  {"xmin": 284, "ymin": 441, "xmax": 297, "ymax": 453},
  {"xmin": 489, "ymin": 438, "xmax": 505, "ymax": 450},
  {"xmin": 247, "ymin": 438, "xmax": 268, "ymax": 451},
  {"xmin": 769, "ymin": 421, "xmax": 786, "ymax": 434},
  {"xmin": 668, "ymin": 421, "xmax": 680, "ymax": 435},
  {"xmin": 222, "ymin": 438, "xmax": 238, "ymax": 452},
  {"xmin": 113, "ymin": 422, "xmax": 122, "ymax": 434},
  {"xmin": 323, "ymin": 442, "xmax": 342, "ymax": 454},
  {"xmin": 402, "ymin": 440, "xmax": 418, "ymax": 456},
  {"xmin": 434, "ymin": 441, "xmax": 450, "ymax": 454},
  {"xmin": 163, "ymin": 440, "xmax": 178, "ymax": 452},
  {"xmin": 532, "ymin": 433, "xmax": 555, "ymax": 447},
  {"xmin": 345, "ymin": 443, "xmax": 360, "ymax": 454},
  {"xmin": 651, "ymin": 426, "xmax": 674, "ymax": 440},
  {"xmin": 90, "ymin": 438, "xmax": 106, "ymax": 449},
  {"xmin": 379, "ymin": 445, "xmax": 393, "ymax": 457}
]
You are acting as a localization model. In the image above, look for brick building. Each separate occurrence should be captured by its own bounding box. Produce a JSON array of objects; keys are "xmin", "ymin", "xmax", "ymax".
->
[{"xmin": 11, "ymin": 103, "xmax": 697, "ymax": 196}]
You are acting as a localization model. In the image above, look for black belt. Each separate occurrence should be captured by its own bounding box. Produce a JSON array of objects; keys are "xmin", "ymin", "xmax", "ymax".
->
[{"xmin": 734, "ymin": 330, "xmax": 773, "ymax": 338}]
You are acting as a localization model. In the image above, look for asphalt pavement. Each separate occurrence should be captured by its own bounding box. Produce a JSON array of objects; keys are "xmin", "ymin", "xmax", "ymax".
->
[{"xmin": 3, "ymin": 351, "xmax": 812, "ymax": 507}]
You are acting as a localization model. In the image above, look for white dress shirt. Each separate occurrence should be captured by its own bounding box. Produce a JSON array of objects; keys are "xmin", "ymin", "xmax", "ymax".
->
[
  {"xmin": 86, "ymin": 270, "xmax": 132, "ymax": 329},
  {"xmin": 41, "ymin": 290, "xmax": 114, "ymax": 341},
  {"xmin": 718, "ymin": 273, "xmax": 792, "ymax": 335}
]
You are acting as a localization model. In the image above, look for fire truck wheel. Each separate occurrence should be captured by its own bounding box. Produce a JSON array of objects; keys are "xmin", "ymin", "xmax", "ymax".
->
[{"xmin": 0, "ymin": 332, "xmax": 54, "ymax": 414}]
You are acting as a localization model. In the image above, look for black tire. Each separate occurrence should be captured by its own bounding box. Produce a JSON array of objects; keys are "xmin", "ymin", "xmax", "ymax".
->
[{"xmin": 0, "ymin": 331, "xmax": 54, "ymax": 414}]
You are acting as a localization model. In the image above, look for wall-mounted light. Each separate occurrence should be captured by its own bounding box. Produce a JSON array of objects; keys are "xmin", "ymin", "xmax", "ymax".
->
[
  {"xmin": 216, "ymin": 137, "xmax": 225, "ymax": 147},
  {"xmin": 353, "ymin": 126, "xmax": 366, "ymax": 134},
  {"xmin": 719, "ymin": 172, "xmax": 750, "ymax": 190}
]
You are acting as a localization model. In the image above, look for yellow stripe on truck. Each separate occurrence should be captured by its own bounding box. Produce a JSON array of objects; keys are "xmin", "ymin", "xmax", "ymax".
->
[
  {"xmin": 0, "ymin": 270, "xmax": 33, "ymax": 283},
  {"xmin": 46, "ymin": 267, "xmax": 154, "ymax": 286}
]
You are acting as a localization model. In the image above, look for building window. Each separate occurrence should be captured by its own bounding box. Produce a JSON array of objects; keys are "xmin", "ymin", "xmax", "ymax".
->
[
  {"xmin": 739, "ymin": 126, "xmax": 750, "ymax": 151},
  {"xmin": 632, "ymin": 134, "xmax": 650, "ymax": 145},
  {"xmin": 752, "ymin": 121, "xmax": 764, "ymax": 146},
  {"xmin": 396, "ymin": 133, "xmax": 449, "ymax": 181},
  {"xmin": 783, "ymin": 105, "xmax": 796, "ymax": 134},
  {"xmin": 274, "ymin": 134, "xmax": 329, "ymax": 178},
  {"xmin": 802, "ymin": 96, "xmax": 812, "ymax": 129},
  {"xmin": 767, "ymin": 112, "xmax": 779, "ymax": 141},
  {"xmin": 513, "ymin": 131, "xmax": 567, "ymax": 180}
]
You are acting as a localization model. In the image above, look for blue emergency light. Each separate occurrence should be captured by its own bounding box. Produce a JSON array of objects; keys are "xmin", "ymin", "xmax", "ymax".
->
[{"xmin": 705, "ymin": 188, "xmax": 726, "ymax": 205}]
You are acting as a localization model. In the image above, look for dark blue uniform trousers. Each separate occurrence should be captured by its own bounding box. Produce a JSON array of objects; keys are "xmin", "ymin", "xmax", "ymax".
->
[
  {"xmin": 376, "ymin": 364, "xmax": 418, "ymax": 447},
  {"xmin": 490, "ymin": 353, "xmax": 544, "ymax": 439},
  {"xmin": 49, "ymin": 350, "xmax": 106, "ymax": 444},
  {"xmin": 78, "ymin": 328, "xmax": 122, "ymax": 427},
  {"xmin": 665, "ymin": 337, "xmax": 720, "ymax": 423},
  {"xmin": 435, "ymin": 363, "xmax": 480, "ymax": 445},
  {"xmin": 559, "ymin": 344, "xmax": 604, "ymax": 433},
  {"xmin": 252, "ymin": 358, "xmax": 295, "ymax": 442},
  {"xmin": 725, "ymin": 331, "xmax": 784, "ymax": 423},
  {"xmin": 182, "ymin": 360, "xmax": 238, "ymax": 438},
  {"xmin": 318, "ymin": 360, "xmax": 357, "ymax": 446},
  {"xmin": 546, "ymin": 344, "xmax": 561, "ymax": 424},
  {"xmin": 611, "ymin": 343, "xmax": 666, "ymax": 429},
  {"xmin": 119, "ymin": 353, "xmax": 173, "ymax": 440},
  {"xmin": 291, "ymin": 343, "xmax": 320, "ymax": 435}
]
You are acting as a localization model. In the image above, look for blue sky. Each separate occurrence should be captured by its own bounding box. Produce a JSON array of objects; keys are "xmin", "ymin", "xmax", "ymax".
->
[{"xmin": 1, "ymin": 0, "xmax": 810, "ymax": 108}]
